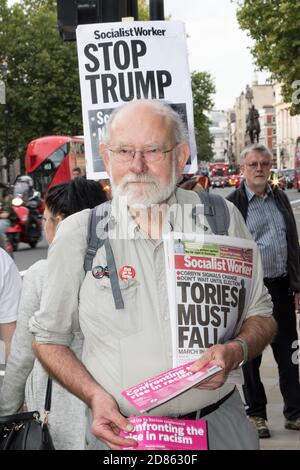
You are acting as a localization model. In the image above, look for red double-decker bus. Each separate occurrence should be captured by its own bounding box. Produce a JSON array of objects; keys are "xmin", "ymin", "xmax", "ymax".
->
[
  {"xmin": 210, "ymin": 162, "xmax": 229, "ymax": 177},
  {"xmin": 294, "ymin": 136, "xmax": 300, "ymax": 191},
  {"xmin": 25, "ymin": 136, "xmax": 85, "ymax": 195}
]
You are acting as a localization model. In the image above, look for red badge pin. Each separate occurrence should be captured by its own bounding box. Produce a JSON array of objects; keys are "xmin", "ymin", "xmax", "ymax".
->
[{"xmin": 119, "ymin": 265, "xmax": 136, "ymax": 280}]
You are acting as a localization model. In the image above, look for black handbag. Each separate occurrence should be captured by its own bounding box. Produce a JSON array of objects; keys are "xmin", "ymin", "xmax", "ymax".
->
[{"xmin": 0, "ymin": 378, "xmax": 55, "ymax": 450}]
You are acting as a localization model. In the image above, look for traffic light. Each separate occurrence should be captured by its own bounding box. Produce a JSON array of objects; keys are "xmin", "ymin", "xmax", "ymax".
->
[
  {"xmin": 57, "ymin": 1, "xmax": 100, "ymax": 41},
  {"xmin": 57, "ymin": 0, "xmax": 164, "ymax": 41},
  {"xmin": 98, "ymin": 0, "xmax": 137, "ymax": 21},
  {"xmin": 57, "ymin": 0, "xmax": 139, "ymax": 41},
  {"xmin": 57, "ymin": 0, "xmax": 77, "ymax": 41},
  {"xmin": 98, "ymin": 0, "xmax": 123, "ymax": 23},
  {"xmin": 78, "ymin": 1, "xmax": 99, "ymax": 25}
]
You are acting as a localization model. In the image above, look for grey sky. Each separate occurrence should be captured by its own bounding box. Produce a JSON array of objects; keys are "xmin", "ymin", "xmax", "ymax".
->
[{"xmin": 8, "ymin": 0, "xmax": 267, "ymax": 110}]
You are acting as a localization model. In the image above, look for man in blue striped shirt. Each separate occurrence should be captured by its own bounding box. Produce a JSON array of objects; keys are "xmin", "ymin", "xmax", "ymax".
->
[{"xmin": 227, "ymin": 143, "xmax": 300, "ymax": 438}]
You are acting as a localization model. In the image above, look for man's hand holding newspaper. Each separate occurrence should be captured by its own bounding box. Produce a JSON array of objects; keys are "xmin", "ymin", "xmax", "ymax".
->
[{"xmin": 190, "ymin": 342, "xmax": 244, "ymax": 390}]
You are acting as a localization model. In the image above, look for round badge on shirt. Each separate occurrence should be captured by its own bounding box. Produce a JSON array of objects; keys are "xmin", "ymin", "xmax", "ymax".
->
[
  {"xmin": 119, "ymin": 265, "xmax": 136, "ymax": 280},
  {"xmin": 92, "ymin": 266, "xmax": 105, "ymax": 279}
]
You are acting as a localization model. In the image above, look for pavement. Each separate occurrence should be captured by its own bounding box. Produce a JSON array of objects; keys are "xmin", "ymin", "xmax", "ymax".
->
[{"xmin": 239, "ymin": 345, "xmax": 300, "ymax": 450}]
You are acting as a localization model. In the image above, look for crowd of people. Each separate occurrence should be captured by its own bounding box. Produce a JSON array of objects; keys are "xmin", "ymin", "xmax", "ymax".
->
[{"xmin": 0, "ymin": 99, "xmax": 299, "ymax": 450}]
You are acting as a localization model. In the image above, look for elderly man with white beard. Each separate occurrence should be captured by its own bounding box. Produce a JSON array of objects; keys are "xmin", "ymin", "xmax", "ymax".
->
[{"xmin": 30, "ymin": 100, "xmax": 275, "ymax": 450}]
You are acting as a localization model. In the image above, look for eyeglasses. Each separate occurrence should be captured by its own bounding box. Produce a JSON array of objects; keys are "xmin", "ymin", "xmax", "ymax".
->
[
  {"xmin": 245, "ymin": 161, "xmax": 271, "ymax": 169},
  {"xmin": 108, "ymin": 144, "xmax": 178, "ymax": 163}
]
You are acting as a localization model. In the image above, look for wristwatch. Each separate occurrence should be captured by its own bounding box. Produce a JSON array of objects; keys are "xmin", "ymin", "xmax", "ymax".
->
[{"xmin": 231, "ymin": 338, "xmax": 248, "ymax": 367}]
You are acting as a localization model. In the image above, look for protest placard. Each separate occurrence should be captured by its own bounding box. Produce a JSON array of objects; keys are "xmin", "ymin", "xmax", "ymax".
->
[{"xmin": 76, "ymin": 21, "xmax": 196, "ymax": 179}]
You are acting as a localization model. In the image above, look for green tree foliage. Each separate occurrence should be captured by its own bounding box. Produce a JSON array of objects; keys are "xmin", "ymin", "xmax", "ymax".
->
[
  {"xmin": 236, "ymin": 0, "xmax": 300, "ymax": 115},
  {"xmin": 0, "ymin": 0, "xmax": 82, "ymax": 167},
  {"xmin": 191, "ymin": 71, "xmax": 216, "ymax": 162}
]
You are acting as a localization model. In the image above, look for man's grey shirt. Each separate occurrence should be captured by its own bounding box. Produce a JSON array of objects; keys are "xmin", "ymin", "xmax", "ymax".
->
[{"xmin": 30, "ymin": 188, "xmax": 272, "ymax": 417}]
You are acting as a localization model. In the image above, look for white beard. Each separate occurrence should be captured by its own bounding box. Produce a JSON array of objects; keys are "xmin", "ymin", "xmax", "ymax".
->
[{"xmin": 110, "ymin": 160, "xmax": 177, "ymax": 208}]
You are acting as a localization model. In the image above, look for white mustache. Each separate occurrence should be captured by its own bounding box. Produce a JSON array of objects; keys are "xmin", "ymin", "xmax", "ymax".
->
[{"xmin": 121, "ymin": 174, "xmax": 160, "ymax": 188}]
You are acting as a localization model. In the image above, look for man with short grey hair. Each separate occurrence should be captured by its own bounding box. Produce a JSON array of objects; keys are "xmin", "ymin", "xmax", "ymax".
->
[
  {"xmin": 31, "ymin": 101, "xmax": 275, "ymax": 450},
  {"xmin": 228, "ymin": 143, "xmax": 300, "ymax": 438}
]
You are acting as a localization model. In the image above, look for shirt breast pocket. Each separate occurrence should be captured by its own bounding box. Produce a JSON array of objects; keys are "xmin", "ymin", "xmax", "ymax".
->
[{"xmin": 95, "ymin": 276, "xmax": 142, "ymax": 339}]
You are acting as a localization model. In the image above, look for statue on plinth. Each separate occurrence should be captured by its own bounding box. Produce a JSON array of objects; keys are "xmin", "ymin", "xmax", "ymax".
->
[{"xmin": 246, "ymin": 105, "xmax": 260, "ymax": 143}]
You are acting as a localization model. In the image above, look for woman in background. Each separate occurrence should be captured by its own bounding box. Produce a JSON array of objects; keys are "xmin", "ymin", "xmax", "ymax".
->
[{"xmin": 0, "ymin": 177, "xmax": 107, "ymax": 450}]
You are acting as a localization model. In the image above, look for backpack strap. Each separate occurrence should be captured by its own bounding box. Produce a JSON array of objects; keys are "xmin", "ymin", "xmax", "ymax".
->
[
  {"xmin": 84, "ymin": 202, "xmax": 124, "ymax": 310},
  {"xmin": 196, "ymin": 192, "xmax": 230, "ymax": 235},
  {"xmin": 84, "ymin": 202, "xmax": 111, "ymax": 272}
]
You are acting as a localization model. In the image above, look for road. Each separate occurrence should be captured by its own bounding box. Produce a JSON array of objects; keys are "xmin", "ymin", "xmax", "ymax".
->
[{"xmin": 14, "ymin": 235, "xmax": 48, "ymax": 272}]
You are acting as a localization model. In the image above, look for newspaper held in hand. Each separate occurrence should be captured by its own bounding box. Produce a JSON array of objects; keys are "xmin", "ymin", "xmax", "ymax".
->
[
  {"xmin": 122, "ymin": 361, "xmax": 222, "ymax": 413},
  {"xmin": 164, "ymin": 233, "xmax": 258, "ymax": 384},
  {"xmin": 120, "ymin": 415, "xmax": 208, "ymax": 450}
]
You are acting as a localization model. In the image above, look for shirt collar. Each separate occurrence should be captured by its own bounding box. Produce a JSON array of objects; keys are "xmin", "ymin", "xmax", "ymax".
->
[{"xmin": 244, "ymin": 182, "xmax": 273, "ymax": 201}]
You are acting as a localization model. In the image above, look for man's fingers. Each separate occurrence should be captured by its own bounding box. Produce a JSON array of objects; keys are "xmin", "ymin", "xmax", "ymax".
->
[
  {"xmin": 194, "ymin": 370, "xmax": 226, "ymax": 389},
  {"xmin": 111, "ymin": 412, "xmax": 134, "ymax": 434},
  {"xmin": 189, "ymin": 351, "xmax": 213, "ymax": 372},
  {"xmin": 91, "ymin": 406, "xmax": 137, "ymax": 449},
  {"xmin": 92, "ymin": 422, "xmax": 137, "ymax": 448}
]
